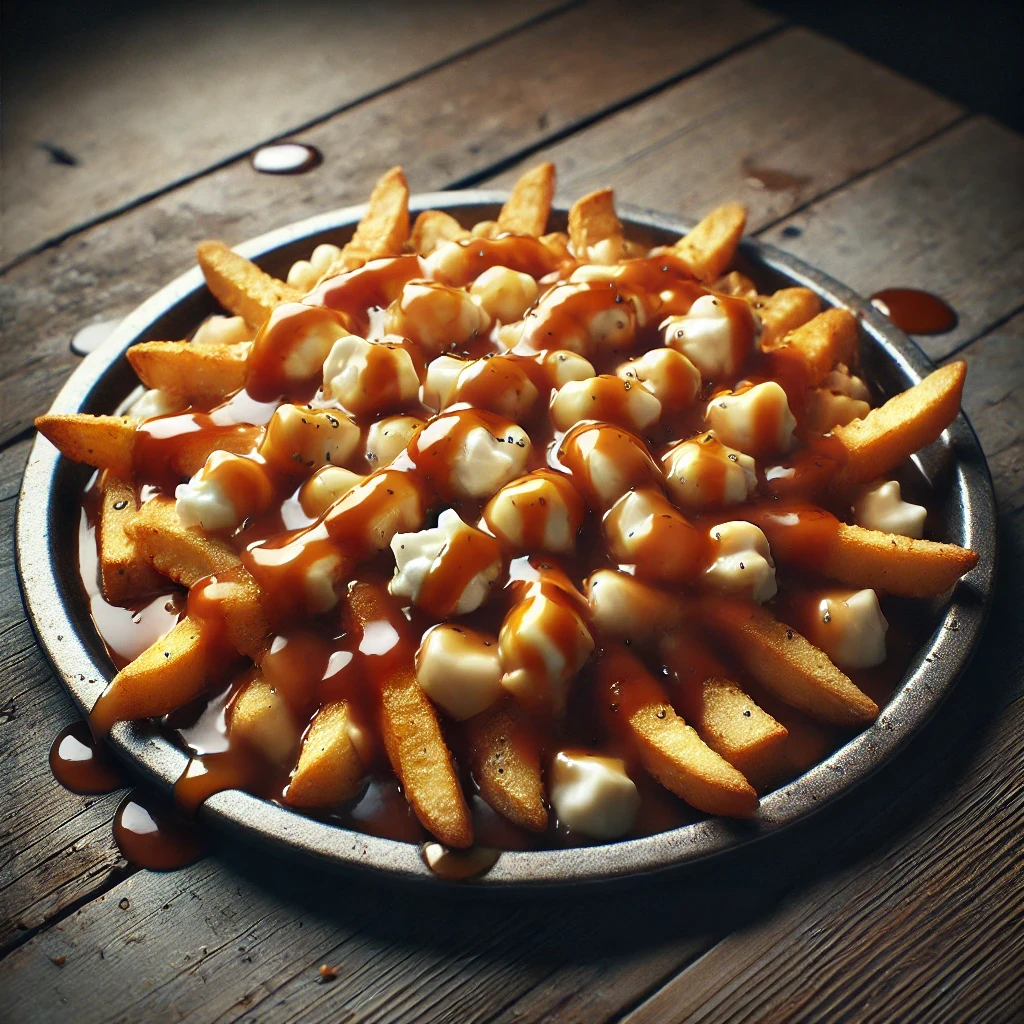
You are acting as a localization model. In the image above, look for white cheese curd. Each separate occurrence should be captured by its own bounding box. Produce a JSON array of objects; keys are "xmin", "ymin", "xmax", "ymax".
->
[
  {"xmin": 126, "ymin": 388, "xmax": 186, "ymax": 422},
  {"xmin": 811, "ymin": 589, "xmax": 889, "ymax": 669},
  {"xmin": 415, "ymin": 624, "xmax": 503, "ymax": 720},
  {"xmin": 390, "ymin": 509, "xmax": 501, "ymax": 615},
  {"xmin": 825, "ymin": 364, "xmax": 871, "ymax": 401},
  {"xmin": 175, "ymin": 473, "xmax": 237, "ymax": 532},
  {"xmin": 325, "ymin": 469, "xmax": 425, "ymax": 555},
  {"xmin": 387, "ymin": 280, "xmax": 490, "ymax": 355},
  {"xmin": 364, "ymin": 415, "xmax": 425, "ymax": 467},
  {"xmin": 304, "ymin": 552, "xmax": 344, "ymax": 613},
  {"xmin": 664, "ymin": 293, "xmax": 754, "ymax": 379},
  {"xmin": 299, "ymin": 466, "xmax": 365, "ymax": 519},
  {"xmin": 422, "ymin": 354, "xmax": 469, "ymax": 412},
  {"xmin": 704, "ymin": 381, "xmax": 796, "ymax": 457},
  {"xmin": 549, "ymin": 751, "xmax": 640, "ymax": 839},
  {"xmin": 259, "ymin": 403, "xmax": 360, "ymax": 472},
  {"xmin": 174, "ymin": 450, "xmax": 271, "ymax": 532},
  {"xmin": 704, "ymin": 521, "xmax": 777, "ymax": 602},
  {"xmin": 557, "ymin": 423, "xmax": 661, "ymax": 509},
  {"xmin": 852, "ymin": 479, "xmax": 927, "ymax": 539},
  {"xmin": 584, "ymin": 569, "xmax": 683, "ymax": 642},
  {"xmin": 483, "ymin": 469, "xmax": 585, "ymax": 554},
  {"xmin": 550, "ymin": 375, "xmax": 661, "ymax": 433},
  {"xmin": 470, "ymin": 265, "xmax": 539, "ymax": 323},
  {"xmin": 804, "ymin": 388, "xmax": 871, "ymax": 432},
  {"xmin": 287, "ymin": 243, "xmax": 343, "ymax": 292},
  {"xmin": 449, "ymin": 424, "xmax": 532, "ymax": 500},
  {"xmin": 322, "ymin": 334, "xmax": 420, "ymax": 415},
  {"xmin": 499, "ymin": 591, "xmax": 594, "ymax": 715},
  {"xmin": 452, "ymin": 357, "xmax": 540, "ymax": 421},
  {"xmin": 603, "ymin": 488, "xmax": 702, "ymax": 585},
  {"xmin": 191, "ymin": 314, "xmax": 253, "ymax": 346},
  {"xmin": 662, "ymin": 433, "xmax": 756, "ymax": 510},
  {"xmin": 585, "ymin": 237, "xmax": 625, "ymax": 266},
  {"xmin": 542, "ymin": 350, "xmax": 597, "ymax": 388},
  {"xmin": 617, "ymin": 348, "xmax": 701, "ymax": 408},
  {"xmin": 421, "ymin": 239, "xmax": 467, "ymax": 283}
]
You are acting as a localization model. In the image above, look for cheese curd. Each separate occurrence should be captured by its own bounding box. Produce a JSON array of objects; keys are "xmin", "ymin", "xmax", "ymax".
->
[
  {"xmin": 259, "ymin": 403, "xmax": 360, "ymax": 473},
  {"xmin": 469, "ymin": 265, "xmax": 539, "ymax": 323},
  {"xmin": 299, "ymin": 466, "xmax": 365, "ymax": 518},
  {"xmin": 805, "ymin": 363, "xmax": 872, "ymax": 431},
  {"xmin": 705, "ymin": 381, "xmax": 796, "ymax": 457},
  {"xmin": 449, "ymin": 422, "xmax": 533, "ymax": 500},
  {"xmin": 662, "ymin": 433, "xmax": 756, "ymax": 510},
  {"xmin": 422, "ymin": 354, "xmax": 467, "ymax": 412},
  {"xmin": 807, "ymin": 588, "xmax": 889, "ymax": 669},
  {"xmin": 126, "ymin": 388, "xmax": 186, "ymax": 422},
  {"xmin": 617, "ymin": 348, "xmax": 701, "ymax": 408},
  {"xmin": 451, "ymin": 356, "xmax": 540, "ymax": 420},
  {"xmin": 390, "ymin": 509, "xmax": 503, "ymax": 617},
  {"xmin": 584, "ymin": 569, "xmax": 684, "ymax": 643},
  {"xmin": 852, "ymin": 479, "xmax": 927, "ymax": 539},
  {"xmin": 557, "ymin": 422, "xmax": 662, "ymax": 509},
  {"xmin": 191, "ymin": 314, "xmax": 254, "ymax": 346},
  {"xmin": 415, "ymin": 624, "xmax": 503, "ymax": 720},
  {"xmin": 549, "ymin": 751, "xmax": 640, "ymax": 839},
  {"xmin": 664, "ymin": 293, "xmax": 758, "ymax": 379},
  {"xmin": 303, "ymin": 551, "xmax": 346, "ymax": 613},
  {"xmin": 323, "ymin": 468, "xmax": 425, "ymax": 558},
  {"xmin": 322, "ymin": 334, "xmax": 420, "ymax": 416},
  {"xmin": 364, "ymin": 415, "xmax": 425, "ymax": 467},
  {"xmin": 385, "ymin": 280, "xmax": 490, "ymax": 355},
  {"xmin": 286, "ymin": 243, "xmax": 343, "ymax": 292},
  {"xmin": 541, "ymin": 350, "xmax": 598, "ymax": 388},
  {"xmin": 175, "ymin": 450, "xmax": 273, "ymax": 531},
  {"xmin": 483, "ymin": 469, "xmax": 586, "ymax": 554},
  {"xmin": 250, "ymin": 303, "xmax": 349, "ymax": 391},
  {"xmin": 520, "ymin": 281, "xmax": 640, "ymax": 355},
  {"xmin": 550, "ymin": 375, "xmax": 661, "ymax": 433},
  {"xmin": 704, "ymin": 521, "xmax": 777, "ymax": 602}
]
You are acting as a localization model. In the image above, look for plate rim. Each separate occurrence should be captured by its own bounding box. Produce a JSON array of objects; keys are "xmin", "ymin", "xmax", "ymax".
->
[{"xmin": 17, "ymin": 189, "xmax": 997, "ymax": 888}]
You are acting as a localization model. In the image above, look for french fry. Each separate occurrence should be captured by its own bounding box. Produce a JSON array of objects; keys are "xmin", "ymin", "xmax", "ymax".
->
[
  {"xmin": 196, "ymin": 240, "xmax": 302, "ymax": 329},
  {"xmin": 660, "ymin": 633, "xmax": 788, "ymax": 790},
  {"xmin": 674, "ymin": 202, "xmax": 747, "ymax": 282},
  {"xmin": 770, "ymin": 308, "xmax": 858, "ymax": 386},
  {"xmin": 230, "ymin": 671, "xmax": 301, "ymax": 767},
  {"xmin": 466, "ymin": 698, "xmax": 547, "ymax": 832},
  {"xmin": 757, "ymin": 287, "xmax": 822, "ymax": 349},
  {"xmin": 127, "ymin": 341, "xmax": 250, "ymax": 402},
  {"xmin": 285, "ymin": 701, "xmax": 366, "ymax": 809},
  {"xmin": 471, "ymin": 220, "xmax": 500, "ymax": 238},
  {"xmin": 498, "ymin": 162, "xmax": 555, "ymax": 237},
  {"xmin": 97, "ymin": 473, "xmax": 163, "ymax": 602},
  {"xmin": 700, "ymin": 598, "xmax": 879, "ymax": 727},
  {"xmin": 35, "ymin": 412, "xmax": 261, "ymax": 478},
  {"xmin": 320, "ymin": 166, "xmax": 410, "ymax": 281},
  {"xmin": 711, "ymin": 270, "xmax": 759, "ymax": 300},
  {"xmin": 409, "ymin": 210, "xmax": 470, "ymax": 254},
  {"xmin": 346, "ymin": 580, "xmax": 473, "ymax": 848},
  {"xmin": 834, "ymin": 361, "xmax": 967, "ymax": 486},
  {"xmin": 599, "ymin": 647, "xmax": 759, "ymax": 817},
  {"xmin": 568, "ymin": 187, "xmax": 623, "ymax": 261}
]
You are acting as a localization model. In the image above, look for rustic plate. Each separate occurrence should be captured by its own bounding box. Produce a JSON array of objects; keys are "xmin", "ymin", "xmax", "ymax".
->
[{"xmin": 17, "ymin": 191, "xmax": 996, "ymax": 887}]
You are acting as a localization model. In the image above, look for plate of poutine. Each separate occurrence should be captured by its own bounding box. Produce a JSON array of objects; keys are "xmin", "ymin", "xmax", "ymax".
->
[{"xmin": 20, "ymin": 163, "xmax": 995, "ymax": 885}]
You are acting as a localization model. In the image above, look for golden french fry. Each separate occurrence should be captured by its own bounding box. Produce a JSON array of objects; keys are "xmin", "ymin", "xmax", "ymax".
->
[
  {"xmin": 498, "ymin": 162, "xmax": 555, "ymax": 237},
  {"xmin": 346, "ymin": 581, "xmax": 473, "ymax": 848},
  {"xmin": 674, "ymin": 202, "xmax": 746, "ymax": 281},
  {"xmin": 97, "ymin": 474, "xmax": 164, "ymax": 602},
  {"xmin": 36, "ymin": 413, "xmax": 136, "ymax": 476},
  {"xmin": 700, "ymin": 598, "xmax": 878, "ymax": 727},
  {"xmin": 540, "ymin": 231, "xmax": 572, "ymax": 263},
  {"xmin": 230, "ymin": 671, "xmax": 301, "ymax": 767},
  {"xmin": 771, "ymin": 308, "xmax": 858, "ymax": 385},
  {"xmin": 409, "ymin": 210, "xmax": 470, "ymax": 254},
  {"xmin": 471, "ymin": 219, "xmax": 500, "ymax": 239},
  {"xmin": 711, "ymin": 270, "xmax": 759, "ymax": 300},
  {"xmin": 834, "ymin": 361, "xmax": 967, "ymax": 486},
  {"xmin": 196, "ymin": 240, "xmax": 302, "ymax": 329},
  {"xmin": 466, "ymin": 698, "xmax": 547, "ymax": 833},
  {"xmin": 320, "ymin": 166, "xmax": 410, "ymax": 280},
  {"xmin": 127, "ymin": 341, "xmax": 250, "ymax": 402},
  {"xmin": 757, "ymin": 287, "xmax": 822, "ymax": 349},
  {"xmin": 568, "ymin": 187, "xmax": 623, "ymax": 261},
  {"xmin": 285, "ymin": 701, "xmax": 365, "ymax": 809},
  {"xmin": 600, "ymin": 647, "xmax": 759, "ymax": 817}
]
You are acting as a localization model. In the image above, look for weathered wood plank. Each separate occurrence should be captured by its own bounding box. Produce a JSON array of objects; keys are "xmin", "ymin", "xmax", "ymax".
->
[
  {"xmin": 758, "ymin": 117, "xmax": 1024, "ymax": 361},
  {"xmin": 0, "ymin": 0, "xmax": 780, "ymax": 446},
  {"xmin": 2, "ymin": 0, "xmax": 564, "ymax": 261},
  {"xmin": 492, "ymin": 27, "xmax": 961, "ymax": 234}
]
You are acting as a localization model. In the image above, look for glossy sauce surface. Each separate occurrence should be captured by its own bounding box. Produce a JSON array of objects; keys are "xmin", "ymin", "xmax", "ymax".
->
[
  {"xmin": 869, "ymin": 288, "xmax": 958, "ymax": 335},
  {"xmin": 113, "ymin": 790, "xmax": 206, "ymax": 870},
  {"xmin": 49, "ymin": 721, "xmax": 125, "ymax": 794}
]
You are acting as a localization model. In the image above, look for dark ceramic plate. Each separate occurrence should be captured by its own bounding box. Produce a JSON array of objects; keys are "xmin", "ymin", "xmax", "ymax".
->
[{"xmin": 17, "ymin": 191, "xmax": 996, "ymax": 887}]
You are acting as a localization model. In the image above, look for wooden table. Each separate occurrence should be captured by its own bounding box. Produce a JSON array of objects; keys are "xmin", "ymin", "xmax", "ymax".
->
[{"xmin": 2, "ymin": 4, "xmax": 1022, "ymax": 1020}]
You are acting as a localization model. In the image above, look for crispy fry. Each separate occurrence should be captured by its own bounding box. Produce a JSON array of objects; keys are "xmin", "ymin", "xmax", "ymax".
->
[
  {"xmin": 409, "ymin": 210, "xmax": 470, "ymax": 254},
  {"xmin": 674, "ymin": 202, "xmax": 746, "ymax": 282},
  {"xmin": 568, "ymin": 188, "xmax": 624, "ymax": 262},
  {"xmin": 466, "ymin": 698, "xmax": 547, "ymax": 832},
  {"xmin": 700, "ymin": 598, "xmax": 879, "ymax": 727},
  {"xmin": 771, "ymin": 308, "xmax": 858, "ymax": 385},
  {"xmin": 127, "ymin": 341, "xmax": 250, "ymax": 402},
  {"xmin": 498, "ymin": 162, "xmax": 555, "ymax": 237},
  {"xmin": 471, "ymin": 220, "xmax": 500, "ymax": 239},
  {"xmin": 285, "ymin": 701, "xmax": 366, "ymax": 809},
  {"xmin": 599, "ymin": 647, "xmax": 759, "ymax": 817},
  {"xmin": 97, "ymin": 474, "xmax": 164, "ymax": 602},
  {"xmin": 712, "ymin": 270, "xmax": 759, "ymax": 300},
  {"xmin": 229, "ymin": 671, "xmax": 301, "ymax": 767},
  {"xmin": 757, "ymin": 287, "xmax": 822, "ymax": 349},
  {"xmin": 320, "ymin": 166, "xmax": 410, "ymax": 280},
  {"xmin": 196, "ymin": 240, "xmax": 302, "ymax": 329},
  {"xmin": 346, "ymin": 580, "xmax": 472, "ymax": 848},
  {"xmin": 834, "ymin": 361, "xmax": 967, "ymax": 486},
  {"xmin": 35, "ymin": 413, "xmax": 135, "ymax": 476}
]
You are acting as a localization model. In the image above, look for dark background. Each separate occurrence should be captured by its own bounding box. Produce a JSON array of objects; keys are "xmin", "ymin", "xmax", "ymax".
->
[{"xmin": 4, "ymin": 0, "xmax": 1023, "ymax": 131}]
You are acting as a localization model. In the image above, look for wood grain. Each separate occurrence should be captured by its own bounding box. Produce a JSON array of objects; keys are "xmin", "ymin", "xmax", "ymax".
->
[
  {"xmin": 2, "ymin": 0, "xmax": 564, "ymax": 261},
  {"xmin": 0, "ymin": 0, "xmax": 780, "ymax": 447}
]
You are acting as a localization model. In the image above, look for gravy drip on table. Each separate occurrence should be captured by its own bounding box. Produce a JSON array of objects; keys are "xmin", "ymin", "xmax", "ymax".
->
[
  {"xmin": 75, "ymin": 232, "xmax": 935, "ymax": 859},
  {"xmin": 869, "ymin": 288, "xmax": 958, "ymax": 335},
  {"xmin": 113, "ymin": 790, "xmax": 206, "ymax": 870},
  {"xmin": 49, "ymin": 720, "xmax": 125, "ymax": 795}
]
